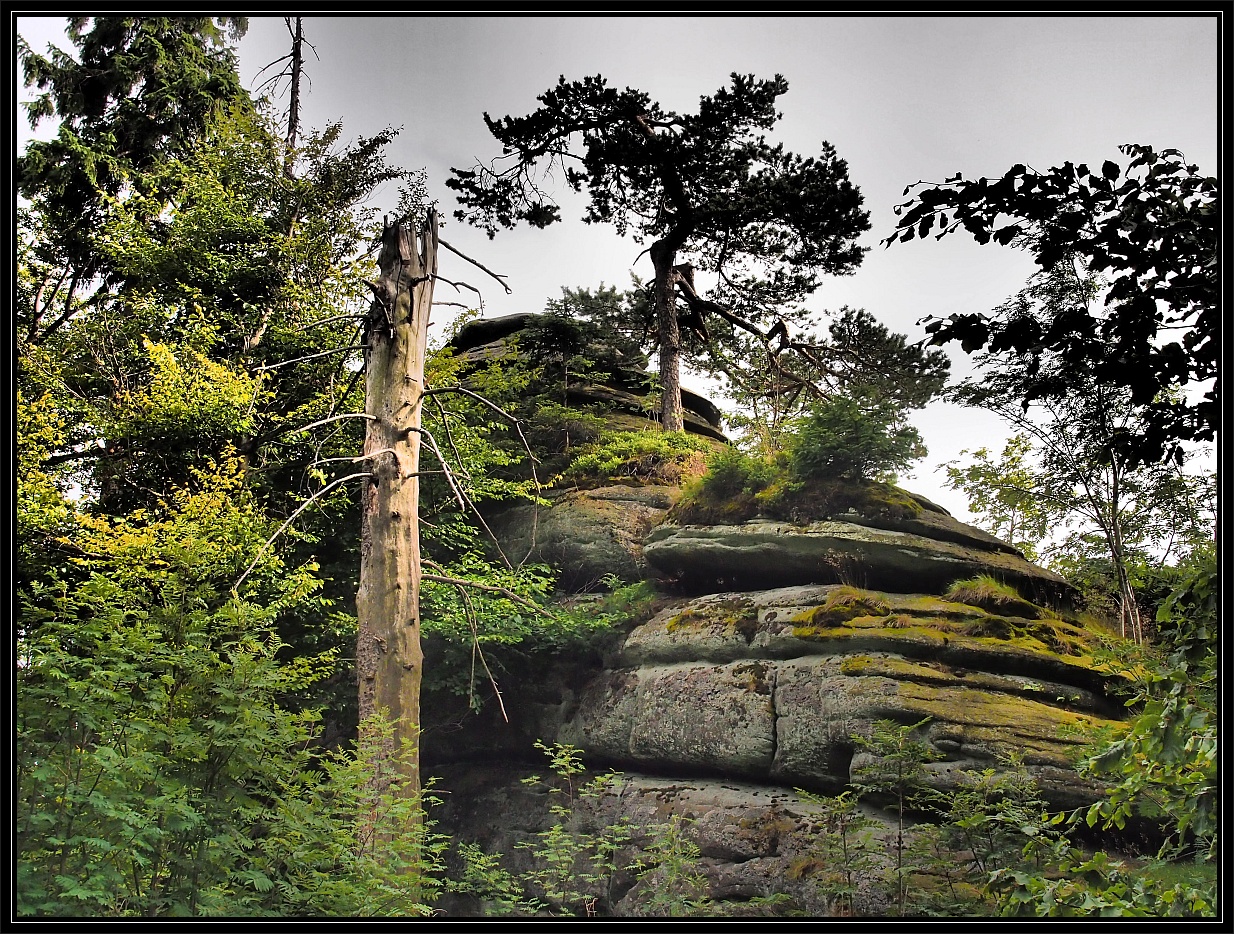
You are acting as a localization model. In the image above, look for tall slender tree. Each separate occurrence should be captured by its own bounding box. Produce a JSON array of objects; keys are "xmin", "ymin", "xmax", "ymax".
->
[{"xmin": 18, "ymin": 17, "xmax": 250, "ymax": 291}]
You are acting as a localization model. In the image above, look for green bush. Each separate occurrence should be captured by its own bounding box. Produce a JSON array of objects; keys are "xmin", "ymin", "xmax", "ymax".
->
[
  {"xmin": 452, "ymin": 742, "xmax": 714, "ymax": 917},
  {"xmin": 789, "ymin": 395, "xmax": 925, "ymax": 482},
  {"xmin": 558, "ymin": 429, "xmax": 713, "ymax": 487},
  {"xmin": 694, "ymin": 445, "xmax": 778, "ymax": 499},
  {"xmin": 15, "ymin": 468, "xmax": 445, "ymax": 917}
]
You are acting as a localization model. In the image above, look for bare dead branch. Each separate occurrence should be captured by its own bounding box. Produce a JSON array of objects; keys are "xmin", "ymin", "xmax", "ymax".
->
[
  {"xmin": 437, "ymin": 237, "xmax": 512, "ymax": 294},
  {"xmin": 295, "ymin": 412, "xmax": 377, "ymax": 434},
  {"xmin": 412, "ymin": 426, "xmax": 514, "ymax": 570},
  {"xmin": 422, "ymin": 385, "xmax": 543, "ymax": 470},
  {"xmin": 255, "ymin": 345, "xmax": 366, "ymax": 371},
  {"xmin": 232, "ymin": 471, "xmax": 372, "ymax": 592},
  {"xmin": 422, "ymin": 569, "xmax": 554, "ymax": 618},
  {"xmin": 428, "ymin": 574, "xmax": 509, "ymax": 723},
  {"xmin": 293, "ymin": 312, "xmax": 368, "ymax": 331},
  {"xmin": 429, "ymin": 395, "xmax": 473, "ymax": 483},
  {"xmin": 433, "ymin": 275, "xmax": 485, "ymax": 306}
]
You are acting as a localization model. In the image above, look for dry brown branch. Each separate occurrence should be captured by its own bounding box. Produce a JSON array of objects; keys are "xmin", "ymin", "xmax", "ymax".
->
[{"xmin": 437, "ymin": 237, "xmax": 512, "ymax": 294}]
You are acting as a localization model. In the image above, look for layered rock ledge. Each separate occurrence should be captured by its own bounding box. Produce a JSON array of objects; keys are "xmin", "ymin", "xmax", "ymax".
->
[
  {"xmin": 560, "ymin": 584, "xmax": 1122, "ymax": 811},
  {"xmin": 644, "ymin": 518, "xmax": 1073, "ymax": 604}
]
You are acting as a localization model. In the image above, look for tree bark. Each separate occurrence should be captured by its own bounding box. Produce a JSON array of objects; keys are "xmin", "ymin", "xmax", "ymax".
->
[
  {"xmin": 356, "ymin": 211, "xmax": 437, "ymax": 797},
  {"xmin": 651, "ymin": 240, "xmax": 684, "ymax": 431},
  {"xmin": 284, "ymin": 16, "xmax": 302, "ymax": 177}
]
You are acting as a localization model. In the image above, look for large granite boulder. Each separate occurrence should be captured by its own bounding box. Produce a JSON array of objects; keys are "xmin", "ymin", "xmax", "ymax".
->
[
  {"xmin": 416, "ymin": 345, "xmax": 1140, "ymax": 916},
  {"xmin": 430, "ymin": 762, "xmax": 900, "ymax": 917},
  {"xmin": 558, "ymin": 584, "xmax": 1121, "ymax": 812},
  {"xmin": 487, "ymin": 484, "xmax": 683, "ymax": 591}
]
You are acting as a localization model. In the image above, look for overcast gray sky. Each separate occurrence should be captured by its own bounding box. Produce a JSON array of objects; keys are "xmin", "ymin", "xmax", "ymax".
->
[{"xmin": 15, "ymin": 14, "xmax": 1220, "ymax": 520}]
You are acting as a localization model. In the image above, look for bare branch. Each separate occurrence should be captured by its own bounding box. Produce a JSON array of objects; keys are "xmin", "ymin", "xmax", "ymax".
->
[
  {"xmin": 433, "ymin": 275, "xmax": 485, "ymax": 307},
  {"xmin": 44, "ymin": 442, "xmax": 108, "ymax": 468},
  {"xmin": 293, "ymin": 312, "xmax": 368, "ymax": 331},
  {"xmin": 437, "ymin": 237, "xmax": 512, "ymax": 294},
  {"xmin": 413, "ymin": 426, "xmax": 514, "ymax": 569},
  {"xmin": 232, "ymin": 472, "xmax": 371, "ymax": 592},
  {"xmin": 422, "ymin": 385, "xmax": 543, "ymax": 470},
  {"xmin": 421, "ymin": 571, "xmax": 553, "ymax": 618},
  {"xmin": 254, "ymin": 345, "xmax": 366, "ymax": 371},
  {"xmin": 426, "ymin": 572, "xmax": 509, "ymax": 723},
  {"xmin": 33, "ymin": 273, "xmax": 82, "ymax": 344},
  {"xmin": 429, "ymin": 395, "xmax": 473, "ymax": 484},
  {"xmin": 294, "ymin": 412, "xmax": 377, "ymax": 434}
]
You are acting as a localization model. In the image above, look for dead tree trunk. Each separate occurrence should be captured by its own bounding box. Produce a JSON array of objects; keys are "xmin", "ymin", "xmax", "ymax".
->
[
  {"xmin": 356, "ymin": 211, "xmax": 438, "ymax": 796},
  {"xmin": 284, "ymin": 16, "xmax": 302, "ymax": 176}
]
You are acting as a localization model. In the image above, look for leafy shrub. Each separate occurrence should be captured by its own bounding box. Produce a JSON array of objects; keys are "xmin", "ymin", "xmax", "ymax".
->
[
  {"xmin": 524, "ymin": 401, "xmax": 608, "ymax": 456},
  {"xmin": 558, "ymin": 429, "xmax": 713, "ymax": 487},
  {"xmin": 672, "ymin": 444, "xmax": 924, "ymax": 528},
  {"xmin": 694, "ymin": 445, "xmax": 778, "ymax": 499},
  {"xmin": 419, "ymin": 552, "xmax": 620, "ymax": 708},
  {"xmin": 15, "ymin": 465, "xmax": 445, "ymax": 917},
  {"xmin": 452, "ymin": 742, "xmax": 714, "ymax": 917},
  {"xmin": 671, "ymin": 446, "xmax": 778, "ymax": 523},
  {"xmin": 789, "ymin": 395, "xmax": 925, "ymax": 482}
]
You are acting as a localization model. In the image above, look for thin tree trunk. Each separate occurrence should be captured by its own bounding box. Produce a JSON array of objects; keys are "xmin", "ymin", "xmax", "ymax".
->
[
  {"xmin": 651, "ymin": 240, "xmax": 684, "ymax": 431},
  {"xmin": 356, "ymin": 211, "xmax": 437, "ymax": 797},
  {"xmin": 284, "ymin": 16, "xmax": 302, "ymax": 177}
]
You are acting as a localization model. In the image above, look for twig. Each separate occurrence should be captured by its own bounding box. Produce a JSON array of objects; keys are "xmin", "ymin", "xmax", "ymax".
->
[
  {"xmin": 232, "ymin": 472, "xmax": 372, "ymax": 593},
  {"xmin": 413, "ymin": 426, "xmax": 514, "ymax": 569},
  {"xmin": 446, "ymin": 579, "xmax": 509, "ymax": 724},
  {"xmin": 437, "ymin": 237, "xmax": 513, "ymax": 294},
  {"xmin": 421, "ymin": 572, "xmax": 553, "ymax": 618},
  {"xmin": 293, "ymin": 312, "xmax": 368, "ymax": 331},
  {"xmin": 433, "ymin": 275, "xmax": 484, "ymax": 302},
  {"xmin": 423, "ymin": 385, "xmax": 543, "ymax": 469},
  {"xmin": 254, "ymin": 345, "xmax": 367, "ymax": 371},
  {"xmin": 294, "ymin": 412, "xmax": 377, "ymax": 434}
]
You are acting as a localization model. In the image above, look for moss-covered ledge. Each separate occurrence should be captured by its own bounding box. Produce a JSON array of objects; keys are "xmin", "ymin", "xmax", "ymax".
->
[{"xmin": 619, "ymin": 584, "xmax": 1126, "ymax": 712}]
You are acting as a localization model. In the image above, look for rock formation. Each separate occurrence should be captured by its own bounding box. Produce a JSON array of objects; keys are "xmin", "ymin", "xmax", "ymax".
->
[{"xmin": 423, "ymin": 313, "xmax": 1132, "ymax": 917}]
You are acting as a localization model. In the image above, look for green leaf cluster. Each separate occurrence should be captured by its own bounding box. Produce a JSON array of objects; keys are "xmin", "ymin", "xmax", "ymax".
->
[{"xmin": 789, "ymin": 394, "xmax": 925, "ymax": 483}]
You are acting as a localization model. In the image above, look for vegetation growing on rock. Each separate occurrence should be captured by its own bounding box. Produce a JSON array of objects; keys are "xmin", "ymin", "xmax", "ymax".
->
[
  {"xmin": 556, "ymin": 429, "xmax": 715, "ymax": 489},
  {"xmin": 671, "ymin": 445, "xmax": 925, "ymax": 526}
]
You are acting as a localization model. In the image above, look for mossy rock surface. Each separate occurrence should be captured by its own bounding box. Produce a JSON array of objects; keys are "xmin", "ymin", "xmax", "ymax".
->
[
  {"xmin": 624, "ymin": 584, "xmax": 1116, "ymax": 696},
  {"xmin": 557, "ymin": 583, "xmax": 1125, "ymax": 809},
  {"xmin": 430, "ymin": 763, "xmax": 897, "ymax": 917}
]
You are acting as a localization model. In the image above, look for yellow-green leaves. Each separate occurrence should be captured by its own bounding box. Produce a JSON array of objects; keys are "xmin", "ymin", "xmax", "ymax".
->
[{"xmin": 111, "ymin": 338, "xmax": 259, "ymax": 444}]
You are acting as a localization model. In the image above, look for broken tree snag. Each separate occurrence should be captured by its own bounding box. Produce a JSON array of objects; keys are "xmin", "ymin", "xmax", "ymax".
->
[
  {"xmin": 356, "ymin": 210, "xmax": 438, "ymax": 799},
  {"xmin": 651, "ymin": 240, "xmax": 685, "ymax": 432}
]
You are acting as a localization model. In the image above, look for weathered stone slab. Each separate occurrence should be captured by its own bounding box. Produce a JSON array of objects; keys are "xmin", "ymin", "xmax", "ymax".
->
[
  {"xmin": 489, "ymin": 484, "xmax": 681, "ymax": 591},
  {"xmin": 644, "ymin": 519, "xmax": 1073, "ymax": 602}
]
